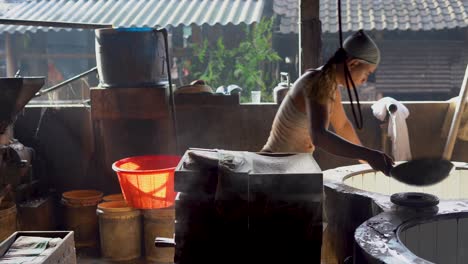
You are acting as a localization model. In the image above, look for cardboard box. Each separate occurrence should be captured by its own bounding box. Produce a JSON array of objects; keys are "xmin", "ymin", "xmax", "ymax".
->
[{"xmin": 0, "ymin": 231, "xmax": 76, "ymax": 264}]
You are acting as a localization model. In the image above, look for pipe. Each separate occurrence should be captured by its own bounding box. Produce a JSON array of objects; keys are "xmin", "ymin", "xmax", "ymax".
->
[
  {"xmin": 298, "ymin": 0, "xmax": 302, "ymax": 75},
  {"xmin": 34, "ymin": 67, "xmax": 97, "ymax": 98},
  {"xmin": 159, "ymin": 28, "xmax": 180, "ymax": 155},
  {"xmin": 0, "ymin": 18, "xmax": 111, "ymax": 29}
]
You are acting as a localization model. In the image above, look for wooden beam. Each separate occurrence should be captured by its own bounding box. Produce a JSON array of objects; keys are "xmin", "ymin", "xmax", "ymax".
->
[
  {"xmin": 299, "ymin": 0, "xmax": 321, "ymax": 73},
  {"xmin": 0, "ymin": 18, "xmax": 110, "ymax": 29},
  {"xmin": 443, "ymin": 64, "xmax": 468, "ymax": 160},
  {"xmin": 19, "ymin": 53, "xmax": 96, "ymax": 59}
]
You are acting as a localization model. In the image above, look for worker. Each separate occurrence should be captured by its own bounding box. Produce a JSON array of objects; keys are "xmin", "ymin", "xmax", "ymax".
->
[{"xmin": 262, "ymin": 30, "xmax": 394, "ymax": 175}]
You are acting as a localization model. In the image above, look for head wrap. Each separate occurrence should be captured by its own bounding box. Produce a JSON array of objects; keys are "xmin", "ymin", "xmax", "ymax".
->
[{"xmin": 343, "ymin": 30, "xmax": 380, "ymax": 65}]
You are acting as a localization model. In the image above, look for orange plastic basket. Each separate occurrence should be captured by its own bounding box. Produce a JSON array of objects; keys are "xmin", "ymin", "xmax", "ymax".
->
[{"xmin": 112, "ymin": 155, "xmax": 181, "ymax": 209}]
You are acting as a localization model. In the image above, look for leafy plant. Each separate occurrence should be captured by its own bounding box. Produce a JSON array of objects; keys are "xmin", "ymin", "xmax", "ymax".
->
[
  {"xmin": 234, "ymin": 17, "xmax": 281, "ymax": 101},
  {"xmin": 188, "ymin": 17, "xmax": 281, "ymax": 102},
  {"xmin": 190, "ymin": 38, "xmax": 237, "ymax": 87}
]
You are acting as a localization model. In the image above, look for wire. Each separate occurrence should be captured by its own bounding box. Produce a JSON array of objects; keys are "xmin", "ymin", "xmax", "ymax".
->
[{"xmin": 338, "ymin": 0, "xmax": 364, "ymax": 129}]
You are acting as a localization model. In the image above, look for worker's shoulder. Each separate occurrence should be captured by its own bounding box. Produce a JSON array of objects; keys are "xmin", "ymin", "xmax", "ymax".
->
[
  {"xmin": 294, "ymin": 68, "xmax": 323, "ymax": 91},
  {"xmin": 300, "ymin": 68, "xmax": 323, "ymax": 82}
]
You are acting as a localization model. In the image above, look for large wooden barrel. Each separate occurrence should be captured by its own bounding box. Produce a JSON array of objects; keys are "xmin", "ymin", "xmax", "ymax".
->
[
  {"xmin": 324, "ymin": 163, "xmax": 468, "ymax": 262},
  {"xmin": 355, "ymin": 204, "xmax": 468, "ymax": 263}
]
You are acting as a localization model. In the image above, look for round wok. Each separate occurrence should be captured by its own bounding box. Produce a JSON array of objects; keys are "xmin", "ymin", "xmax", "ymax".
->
[{"xmin": 390, "ymin": 158, "xmax": 454, "ymax": 186}]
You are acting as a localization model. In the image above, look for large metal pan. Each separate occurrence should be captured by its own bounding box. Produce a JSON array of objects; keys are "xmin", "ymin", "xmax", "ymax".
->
[{"xmin": 390, "ymin": 158, "xmax": 454, "ymax": 186}]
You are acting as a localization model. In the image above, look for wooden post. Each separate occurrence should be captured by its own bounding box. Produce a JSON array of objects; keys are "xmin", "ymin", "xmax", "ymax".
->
[
  {"xmin": 443, "ymin": 65, "xmax": 468, "ymax": 160},
  {"xmin": 299, "ymin": 0, "xmax": 321, "ymax": 73},
  {"xmin": 5, "ymin": 34, "xmax": 17, "ymax": 77},
  {"xmin": 90, "ymin": 87, "xmax": 177, "ymax": 194},
  {"xmin": 191, "ymin": 25, "xmax": 202, "ymax": 46}
]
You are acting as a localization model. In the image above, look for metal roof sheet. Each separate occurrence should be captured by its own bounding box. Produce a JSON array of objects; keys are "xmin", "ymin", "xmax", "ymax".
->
[
  {"xmin": 0, "ymin": 0, "xmax": 265, "ymax": 33},
  {"xmin": 274, "ymin": 0, "xmax": 468, "ymax": 33}
]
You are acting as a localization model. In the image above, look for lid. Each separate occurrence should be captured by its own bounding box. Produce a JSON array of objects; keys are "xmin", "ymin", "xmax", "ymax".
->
[{"xmin": 390, "ymin": 192, "xmax": 439, "ymax": 208}]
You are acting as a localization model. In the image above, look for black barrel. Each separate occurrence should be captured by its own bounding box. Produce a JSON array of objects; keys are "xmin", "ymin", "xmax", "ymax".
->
[{"xmin": 95, "ymin": 28, "xmax": 168, "ymax": 88}]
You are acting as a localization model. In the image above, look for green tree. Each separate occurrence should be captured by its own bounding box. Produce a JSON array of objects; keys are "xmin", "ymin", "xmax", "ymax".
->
[
  {"xmin": 234, "ymin": 17, "xmax": 281, "ymax": 102},
  {"xmin": 188, "ymin": 17, "xmax": 281, "ymax": 102}
]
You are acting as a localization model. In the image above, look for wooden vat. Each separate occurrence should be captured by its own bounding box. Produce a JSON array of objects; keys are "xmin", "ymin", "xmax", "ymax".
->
[
  {"xmin": 323, "ymin": 162, "xmax": 468, "ymax": 263},
  {"xmin": 355, "ymin": 203, "xmax": 468, "ymax": 264}
]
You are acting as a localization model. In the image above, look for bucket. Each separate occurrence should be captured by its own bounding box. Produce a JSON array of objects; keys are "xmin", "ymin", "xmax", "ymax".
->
[
  {"xmin": 62, "ymin": 190, "xmax": 103, "ymax": 248},
  {"xmin": 102, "ymin": 193, "xmax": 125, "ymax": 202},
  {"xmin": 95, "ymin": 27, "xmax": 168, "ymax": 88},
  {"xmin": 97, "ymin": 201, "xmax": 141, "ymax": 261},
  {"xmin": 0, "ymin": 202, "xmax": 17, "ymax": 242},
  {"xmin": 112, "ymin": 155, "xmax": 181, "ymax": 209},
  {"xmin": 143, "ymin": 207, "xmax": 175, "ymax": 263}
]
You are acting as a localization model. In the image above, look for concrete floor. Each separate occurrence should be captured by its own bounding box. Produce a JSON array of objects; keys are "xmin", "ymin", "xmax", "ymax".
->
[
  {"xmin": 76, "ymin": 248, "xmax": 151, "ymax": 264},
  {"xmin": 76, "ymin": 227, "xmax": 338, "ymax": 264},
  {"xmin": 76, "ymin": 247, "xmax": 336, "ymax": 264}
]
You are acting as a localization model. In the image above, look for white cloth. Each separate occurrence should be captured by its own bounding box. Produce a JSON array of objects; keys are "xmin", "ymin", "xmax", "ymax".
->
[{"xmin": 371, "ymin": 97, "xmax": 412, "ymax": 161}]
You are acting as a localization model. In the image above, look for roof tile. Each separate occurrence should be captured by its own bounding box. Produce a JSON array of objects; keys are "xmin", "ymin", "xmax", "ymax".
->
[{"xmin": 274, "ymin": 0, "xmax": 468, "ymax": 33}]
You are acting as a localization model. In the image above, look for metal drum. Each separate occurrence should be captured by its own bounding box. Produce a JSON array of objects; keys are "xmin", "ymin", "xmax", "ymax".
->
[{"xmin": 95, "ymin": 28, "xmax": 168, "ymax": 88}]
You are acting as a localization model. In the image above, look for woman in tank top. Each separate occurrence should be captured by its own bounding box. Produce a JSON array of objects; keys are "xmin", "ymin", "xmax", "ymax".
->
[{"xmin": 262, "ymin": 30, "xmax": 394, "ymax": 175}]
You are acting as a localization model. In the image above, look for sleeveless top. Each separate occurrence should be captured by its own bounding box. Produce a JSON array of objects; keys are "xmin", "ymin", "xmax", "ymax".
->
[{"xmin": 261, "ymin": 68, "xmax": 335, "ymax": 153}]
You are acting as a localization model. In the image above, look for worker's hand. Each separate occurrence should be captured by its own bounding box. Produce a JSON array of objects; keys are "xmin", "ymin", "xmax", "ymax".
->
[{"xmin": 365, "ymin": 150, "xmax": 394, "ymax": 176}]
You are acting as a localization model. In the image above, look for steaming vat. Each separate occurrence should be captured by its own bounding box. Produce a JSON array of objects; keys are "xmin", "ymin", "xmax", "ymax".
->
[
  {"xmin": 323, "ymin": 162, "xmax": 468, "ymax": 262},
  {"xmin": 355, "ymin": 201, "xmax": 468, "ymax": 263}
]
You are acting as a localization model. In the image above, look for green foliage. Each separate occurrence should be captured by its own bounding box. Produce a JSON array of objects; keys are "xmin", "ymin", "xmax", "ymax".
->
[
  {"xmin": 188, "ymin": 17, "xmax": 281, "ymax": 102},
  {"xmin": 189, "ymin": 38, "xmax": 237, "ymax": 87}
]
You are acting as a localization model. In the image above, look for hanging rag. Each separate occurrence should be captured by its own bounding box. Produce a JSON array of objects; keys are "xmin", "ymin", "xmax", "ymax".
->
[
  {"xmin": 371, "ymin": 97, "xmax": 412, "ymax": 161},
  {"xmin": 441, "ymin": 96, "xmax": 468, "ymax": 141}
]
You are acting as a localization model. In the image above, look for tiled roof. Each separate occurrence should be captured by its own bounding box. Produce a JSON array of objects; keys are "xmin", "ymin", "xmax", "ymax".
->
[
  {"xmin": 0, "ymin": 0, "xmax": 264, "ymax": 33},
  {"xmin": 274, "ymin": 0, "xmax": 468, "ymax": 33},
  {"xmin": 375, "ymin": 40, "xmax": 468, "ymax": 94}
]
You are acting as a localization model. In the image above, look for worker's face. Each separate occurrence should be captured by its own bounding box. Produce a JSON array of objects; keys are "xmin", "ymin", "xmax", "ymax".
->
[{"xmin": 347, "ymin": 59, "xmax": 377, "ymax": 86}]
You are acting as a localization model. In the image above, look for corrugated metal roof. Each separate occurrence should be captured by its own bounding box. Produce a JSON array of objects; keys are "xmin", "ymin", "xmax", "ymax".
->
[
  {"xmin": 274, "ymin": 0, "xmax": 468, "ymax": 34},
  {"xmin": 0, "ymin": 0, "xmax": 265, "ymax": 33},
  {"xmin": 0, "ymin": 0, "xmax": 22, "ymax": 16}
]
